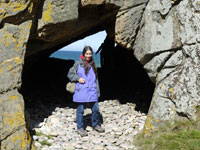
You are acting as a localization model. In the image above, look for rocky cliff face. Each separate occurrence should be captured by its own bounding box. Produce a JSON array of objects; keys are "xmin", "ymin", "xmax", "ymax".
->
[
  {"xmin": 135, "ymin": 0, "xmax": 200, "ymax": 133},
  {"xmin": 0, "ymin": 0, "xmax": 200, "ymax": 149}
]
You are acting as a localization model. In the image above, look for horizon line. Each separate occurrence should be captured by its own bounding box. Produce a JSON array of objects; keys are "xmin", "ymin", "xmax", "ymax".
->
[{"xmin": 58, "ymin": 49, "xmax": 97, "ymax": 52}]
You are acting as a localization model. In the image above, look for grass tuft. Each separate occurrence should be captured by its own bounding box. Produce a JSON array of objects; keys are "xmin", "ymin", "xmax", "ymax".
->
[
  {"xmin": 35, "ymin": 131, "xmax": 53, "ymax": 146},
  {"xmin": 35, "ymin": 132, "xmax": 53, "ymax": 139},
  {"xmin": 134, "ymin": 119, "xmax": 200, "ymax": 150},
  {"xmin": 39, "ymin": 140, "xmax": 52, "ymax": 146}
]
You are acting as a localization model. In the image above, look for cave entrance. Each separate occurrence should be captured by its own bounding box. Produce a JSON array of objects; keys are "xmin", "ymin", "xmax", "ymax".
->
[
  {"xmin": 19, "ymin": 30, "xmax": 154, "ymax": 137},
  {"xmin": 97, "ymin": 40, "xmax": 155, "ymax": 113}
]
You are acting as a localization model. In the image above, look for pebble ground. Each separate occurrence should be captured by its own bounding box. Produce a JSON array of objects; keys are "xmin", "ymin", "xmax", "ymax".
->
[{"xmin": 29, "ymin": 99, "xmax": 147, "ymax": 150}]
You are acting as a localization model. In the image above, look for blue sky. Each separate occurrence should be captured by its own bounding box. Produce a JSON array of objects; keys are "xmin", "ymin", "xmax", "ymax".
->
[{"xmin": 59, "ymin": 31, "xmax": 107, "ymax": 52}]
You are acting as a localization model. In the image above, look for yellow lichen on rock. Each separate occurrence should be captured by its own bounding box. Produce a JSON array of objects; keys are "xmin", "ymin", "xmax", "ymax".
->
[
  {"xmin": 0, "ymin": 67, "xmax": 3, "ymax": 74},
  {"xmin": 0, "ymin": 1, "xmax": 55, "ymax": 149},
  {"xmin": 0, "ymin": 57, "xmax": 23, "ymax": 67},
  {"xmin": 28, "ymin": 1, "xmax": 34, "ymax": 13},
  {"xmin": 0, "ymin": 0, "xmax": 30, "ymax": 21},
  {"xmin": 43, "ymin": 3, "xmax": 52, "ymax": 23},
  {"xmin": 3, "ymin": 106, "xmax": 25, "ymax": 128},
  {"xmin": 7, "ymin": 65, "xmax": 12, "ymax": 71},
  {"xmin": 4, "ymin": 31, "xmax": 12, "ymax": 47},
  {"xmin": 0, "ymin": 7, "xmax": 7, "ymax": 19},
  {"xmin": 1, "ymin": 91, "xmax": 25, "ymax": 129},
  {"xmin": 0, "ymin": 8, "xmax": 6, "ymax": 18},
  {"xmin": 8, "ymin": 0, "xmax": 29, "ymax": 12},
  {"xmin": 2, "ymin": 24, "xmax": 24, "ymax": 49},
  {"xmin": 10, "ymin": 95, "xmax": 19, "ymax": 100},
  {"xmin": 15, "ymin": 21, "xmax": 32, "ymax": 51},
  {"xmin": 169, "ymin": 88, "xmax": 175, "ymax": 99},
  {"xmin": 11, "ymin": 131, "xmax": 29, "ymax": 149},
  {"xmin": 143, "ymin": 115, "xmax": 153, "ymax": 134},
  {"xmin": 15, "ymin": 57, "xmax": 23, "ymax": 64},
  {"xmin": 1, "ymin": 127, "xmax": 32, "ymax": 150}
]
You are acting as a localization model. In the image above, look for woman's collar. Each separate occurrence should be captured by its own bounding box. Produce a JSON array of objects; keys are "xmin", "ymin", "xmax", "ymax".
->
[{"xmin": 80, "ymin": 54, "xmax": 92, "ymax": 64}]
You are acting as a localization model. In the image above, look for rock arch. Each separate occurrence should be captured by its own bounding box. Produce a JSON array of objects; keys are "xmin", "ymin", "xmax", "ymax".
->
[{"xmin": 1, "ymin": 0, "xmax": 200, "ymax": 149}]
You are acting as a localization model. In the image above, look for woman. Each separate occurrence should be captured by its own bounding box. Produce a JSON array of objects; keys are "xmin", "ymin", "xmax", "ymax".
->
[{"xmin": 67, "ymin": 46, "xmax": 105, "ymax": 137}]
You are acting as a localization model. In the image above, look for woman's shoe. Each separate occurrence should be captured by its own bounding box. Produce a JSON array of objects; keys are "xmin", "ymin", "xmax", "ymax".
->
[
  {"xmin": 77, "ymin": 128, "xmax": 88, "ymax": 137},
  {"xmin": 93, "ymin": 125, "xmax": 105, "ymax": 133}
]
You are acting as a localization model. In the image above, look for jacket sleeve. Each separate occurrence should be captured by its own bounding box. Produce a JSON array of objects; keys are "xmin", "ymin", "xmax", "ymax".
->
[
  {"xmin": 67, "ymin": 61, "xmax": 81, "ymax": 82},
  {"xmin": 96, "ymin": 76, "xmax": 100, "ymax": 97}
]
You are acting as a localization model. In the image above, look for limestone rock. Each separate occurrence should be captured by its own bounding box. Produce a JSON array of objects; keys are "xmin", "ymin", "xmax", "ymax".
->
[
  {"xmin": 0, "ymin": 14, "xmax": 33, "ymax": 149},
  {"xmin": 144, "ymin": 51, "xmax": 173, "ymax": 83},
  {"xmin": 133, "ymin": 0, "xmax": 182, "ymax": 65},
  {"xmin": 0, "ymin": 21, "xmax": 32, "ymax": 93},
  {"xmin": 0, "ymin": 90, "xmax": 34, "ymax": 149},
  {"xmin": 37, "ymin": 0, "xmax": 79, "ymax": 41},
  {"xmin": 115, "ymin": 3, "xmax": 147, "ymax": 50},
  {"xmin": 0, "ymin": 0, "xmax": 32, "ymax": 24},
  {"xmin": 140, "ymin": 0, "xmax": 200, "ymax": 134}
]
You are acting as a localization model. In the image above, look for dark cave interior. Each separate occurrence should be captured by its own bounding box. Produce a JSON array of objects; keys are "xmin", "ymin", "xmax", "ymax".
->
[{"xmin": 19, "ymin": 41, "xmax": 154, "ymax": 134}]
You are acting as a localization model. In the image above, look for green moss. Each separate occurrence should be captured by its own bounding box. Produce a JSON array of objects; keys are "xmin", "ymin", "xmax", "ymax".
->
[
  {"xmin": 196, "ymin": 105, "xmax": 200, "ymax": 117},
  {"xmin": 39, "ymin": 140, "xmax": 51, "ymax": 146},
  {"xmin": 35, "ymin": 132, "xmax": 52, "ymax": 146},
  {"xmin": 35, "ymin": 132, "xmax": 43, "ymax": 136},
  {"xmin": 46, "ymin": 134, "xmax": 53, "ymax": 139},
  {"xmin": 35, "ymin": 132, "xmax": 53, "ymax": 139},
  {"xmin": 134, "ymin": 119, "xmax": 200, "ymax": 150}
]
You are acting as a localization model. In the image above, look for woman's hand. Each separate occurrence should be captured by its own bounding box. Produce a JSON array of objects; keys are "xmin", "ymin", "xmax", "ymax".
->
[{"xmin": 78, "ymin": 77, "xmax": 85, "ymax": 84}]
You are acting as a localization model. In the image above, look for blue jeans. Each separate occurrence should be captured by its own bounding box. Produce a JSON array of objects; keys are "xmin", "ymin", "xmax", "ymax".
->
[{"xmin": 76, "ymin": 102, "xmax": 99, "ymax": 129}]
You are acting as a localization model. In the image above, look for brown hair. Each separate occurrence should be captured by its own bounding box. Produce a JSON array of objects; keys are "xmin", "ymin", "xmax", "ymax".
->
[{"xmin": 82, "ymin": 46, "xmax": 98, "ymax": 76}]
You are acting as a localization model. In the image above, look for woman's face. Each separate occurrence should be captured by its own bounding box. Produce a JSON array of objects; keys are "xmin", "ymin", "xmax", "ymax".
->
[{"xmin": 84, "ymin": 50, "xmax": 92, "ymax": 61}]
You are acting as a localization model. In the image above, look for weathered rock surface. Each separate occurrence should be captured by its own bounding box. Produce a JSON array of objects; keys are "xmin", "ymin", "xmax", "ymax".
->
[
  {"xmin": 0, "ymin": 2, "xmax": 33, "ymax": 148},
  {"xmin": 133, "ymin": 0, "xmax": 200, "ymax": 133},
  {"xmin": 1, "ymin": 0, "xmax": 200, "ymax": 149}
]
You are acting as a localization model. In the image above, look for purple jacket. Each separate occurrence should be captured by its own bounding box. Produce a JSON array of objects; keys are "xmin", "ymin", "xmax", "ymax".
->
[{"xmin": 67, "ymin": 58, "xmax": 100, "ymax": 103}]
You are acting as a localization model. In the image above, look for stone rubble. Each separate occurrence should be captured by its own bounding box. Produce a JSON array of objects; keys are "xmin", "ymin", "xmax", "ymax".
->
[{"xmin": 31, "ymin": 100, "xmax": 147, "ymax": 150}]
